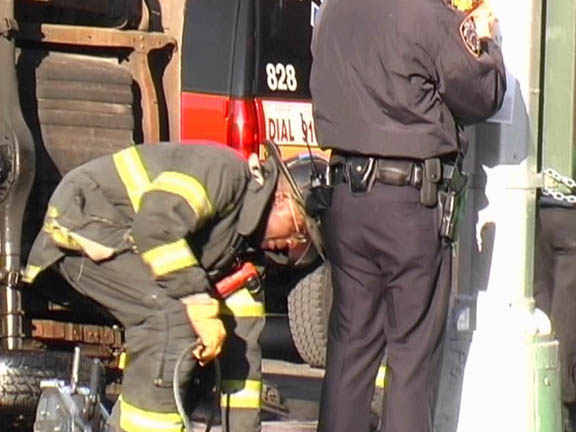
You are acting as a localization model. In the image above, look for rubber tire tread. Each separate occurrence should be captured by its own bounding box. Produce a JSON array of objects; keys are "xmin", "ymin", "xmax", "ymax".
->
[
  {"xmin": 18, "ymin": 49, "xmax": 135, "ymax": 177},
  {"xmin": 35, "ymin": 54, "xmax": 133, "ymax": 85},
  {"xmin": 287, "ymin": 264, "xmax": 332, "ymax": 368},
  {"xmin": 0, "ymin": 350, "xmax": 92, "ymax": 415},
  {"xmin": 37, "ymin": 81, "xmax": 133, "ymax": 105}
]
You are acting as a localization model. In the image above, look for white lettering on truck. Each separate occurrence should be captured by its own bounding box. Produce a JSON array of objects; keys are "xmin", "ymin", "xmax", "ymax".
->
[
  {"xmin": 266, "ymin": 63, "xmax": 298, "ymax": 92},
  {"xmin": 261, "ymin": 101, "xmax": 318, "ymax": 146}
]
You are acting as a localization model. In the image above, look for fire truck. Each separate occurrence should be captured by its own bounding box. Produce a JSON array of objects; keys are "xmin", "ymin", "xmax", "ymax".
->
[{"xmin": 0, "ymin": 0, "xmax": 330, "ymax": 428}]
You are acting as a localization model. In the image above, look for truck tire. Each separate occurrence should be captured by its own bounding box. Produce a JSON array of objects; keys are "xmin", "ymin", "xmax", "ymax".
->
[
  {"xmin": 0, "ymin": 350, "xmax": 92, "ymax": 422},
  {"xmin": 287, "ymin": 263, "xmax": 332, "ymax": 368},
  {"xmin": 17, "ymin": 50, "xmax": 137, "ymax": 250},
  {"xmin": 18, "ymin": 50, "xmax": 136, "ymax": 176}
]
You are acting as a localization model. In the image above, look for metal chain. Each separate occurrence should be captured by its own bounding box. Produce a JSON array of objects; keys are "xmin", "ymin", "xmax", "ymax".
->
[{"xmin": 542, "ymin": 168, "xmax": 576, "ymax": 204}]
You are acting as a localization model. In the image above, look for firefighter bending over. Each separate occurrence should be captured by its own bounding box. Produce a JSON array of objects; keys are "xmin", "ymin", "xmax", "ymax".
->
[{"xmin": 23, "ymin": 141, "xmax": 324, "ymax": 432}]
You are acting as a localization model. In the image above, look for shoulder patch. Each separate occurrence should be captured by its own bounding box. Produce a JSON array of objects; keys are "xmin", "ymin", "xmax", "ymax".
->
[{"xmin": 460, "ymin": 15, "xmax": 481, "ymax": 57}]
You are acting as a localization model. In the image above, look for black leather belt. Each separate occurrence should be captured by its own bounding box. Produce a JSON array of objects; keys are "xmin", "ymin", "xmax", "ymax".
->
[{"xmin": 330, "ymin": 158, "xmax": 423, "ymax": 188}]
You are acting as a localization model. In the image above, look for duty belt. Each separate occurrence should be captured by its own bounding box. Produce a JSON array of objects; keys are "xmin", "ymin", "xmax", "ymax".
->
[
  {"xmin": 329, "ymin": 157, "xmax": 456, "ymax": 188},
  {"xmin": 330, "ymin": 158, "xmax": 423, "ymax": 188}
]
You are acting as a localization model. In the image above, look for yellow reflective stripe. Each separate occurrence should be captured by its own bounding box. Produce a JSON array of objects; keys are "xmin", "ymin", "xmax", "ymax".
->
[
  {"xmin": 43, "ymin": 218, "xmax": 113, "ymax": 261},
  {"xmin": 141, "ymin": 239, "xmax": 197, "ymax": 277},
  {"xmin": 43, "ymin": 206, "xmax": 82, "ymax": 250},
  {"xmin": 47, "ymin": 205, "xmax": 59, "ymax": 218},
  {"xmin": 185, "ymin": 302, "xmax": 220, "ymax": 319},
  {"xmin": 150, "ymin": 172, "xmax": 213, "ymax": 226},
  {"xmin": 221, "ymin": 379, "xmax": 262, "ymax": 409},
  {"xmin": 113, "ymin": 147, "xmax": 151, "ymax": 211},
  {"xmin": 118, "ymin": 352, "xmax": 128, "ymax": 370},
  {"xmin": 375, "ymin": 365, "xmax": 387, "ymax": 389},
  {"xmin": 43, "ymin": 219, "xmax": 82, "ymax": 251},
  {"xmin": 120, "ymin": 396, "xmax": 183, "ymax": 432},
  {"xmin": 22, "ymin": 265, "xmax": 42, "ymax": 283},
  {"xmin": 220, "ymin": 288, "xmax": 265, "ymax": 317}
]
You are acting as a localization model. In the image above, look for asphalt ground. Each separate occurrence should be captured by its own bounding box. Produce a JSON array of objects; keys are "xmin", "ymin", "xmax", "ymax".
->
[{"xmin": 190, "ymin": 359, "xmax": 325, "ymax": 432}]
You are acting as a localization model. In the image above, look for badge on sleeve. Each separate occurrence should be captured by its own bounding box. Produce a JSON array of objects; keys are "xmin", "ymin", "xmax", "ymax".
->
[{"xmin": 460, "ymin": 15, "xmax": 481, "ymax": 57}]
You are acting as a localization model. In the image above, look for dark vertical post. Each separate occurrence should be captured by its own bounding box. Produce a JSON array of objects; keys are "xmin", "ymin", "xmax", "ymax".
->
[{"xmin": 0, "ymin": 0, "xmax": 36, "ymax": 350}]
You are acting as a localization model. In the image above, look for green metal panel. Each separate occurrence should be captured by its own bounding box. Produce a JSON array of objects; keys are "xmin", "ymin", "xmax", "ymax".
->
[
  {"xmin": 541, "ymin": 0, "xmax": 576, "ymax": 177},
  {"xmin": 535, "ymin": 4, "xmax": 571, "ymax": 431},
  {"xmin": 533, "ymin": 337, "xmax": 562, "ymax": 432}
]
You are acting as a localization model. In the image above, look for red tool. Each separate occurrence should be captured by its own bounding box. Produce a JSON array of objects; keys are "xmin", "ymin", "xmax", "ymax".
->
[{"xmin": 214, "ymin": 262, "xmax": 260, "ymax": 299}]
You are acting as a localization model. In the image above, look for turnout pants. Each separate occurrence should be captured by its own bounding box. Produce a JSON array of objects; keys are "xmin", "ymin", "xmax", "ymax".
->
[
  {"xmin": 58, "ymin": 251, "xmax": 264, "ymax": 432},
  {"xmin": 318, "ymin": 182, "xmax": 452, "ymax": 432}
]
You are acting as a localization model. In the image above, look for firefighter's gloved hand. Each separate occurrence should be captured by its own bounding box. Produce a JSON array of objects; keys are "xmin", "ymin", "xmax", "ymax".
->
[{"xmin": 181, "ymin": 294, "xmax": 226, "ymax": 365}]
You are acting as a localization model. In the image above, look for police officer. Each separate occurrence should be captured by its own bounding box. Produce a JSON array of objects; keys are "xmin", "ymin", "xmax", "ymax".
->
[
  {"xmin": 23, "ymin": 141, "xmax": 322, "ymax": 432},
  {"xmin": 310, "ymin": 1, "xmax": 506, "ymax": 432}
]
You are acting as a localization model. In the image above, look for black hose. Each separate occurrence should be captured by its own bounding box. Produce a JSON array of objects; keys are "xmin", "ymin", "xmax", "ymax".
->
[{"xmin": 173, "ymin": 343, "xmax": 221, "ymax": 432}]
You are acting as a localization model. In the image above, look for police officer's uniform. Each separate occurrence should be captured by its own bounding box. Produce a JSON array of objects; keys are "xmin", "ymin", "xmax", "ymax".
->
[
  {"xmin": 24, "ymin": 143, "xmax": 277, "ymax": 432},
  {"xmin": 310, "ymin": 0, "xmax": 506, "ymax": 431}
]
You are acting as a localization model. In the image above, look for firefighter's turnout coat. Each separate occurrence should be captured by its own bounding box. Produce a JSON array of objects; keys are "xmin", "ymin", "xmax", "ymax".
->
[{"xmin": 24, "ymin": 143, "xmax": 277, "ymax": 432}]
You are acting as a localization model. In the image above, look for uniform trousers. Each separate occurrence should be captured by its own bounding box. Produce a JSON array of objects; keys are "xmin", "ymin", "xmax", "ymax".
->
[
  {"xmin": 317, "ymin": 182, "xmax": 452, "ymax": 432},
  {"xmin": 57, "ymin": 251, "xmax": 264, "ymax": 432}
]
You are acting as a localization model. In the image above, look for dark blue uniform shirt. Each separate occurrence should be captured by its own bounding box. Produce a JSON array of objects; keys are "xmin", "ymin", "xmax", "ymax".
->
[{"xmin": 310, "ymin": 0, "xmax": 507, "ymax": 160}]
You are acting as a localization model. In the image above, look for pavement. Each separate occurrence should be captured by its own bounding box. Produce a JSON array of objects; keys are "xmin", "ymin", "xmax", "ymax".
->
[
  {"xmin": 191, "ymin": 359, "xmax": 325, "ymax": 432},
  {"xmin": 263, "ymin": 360, "xmax": 324, "ymax": 423}
]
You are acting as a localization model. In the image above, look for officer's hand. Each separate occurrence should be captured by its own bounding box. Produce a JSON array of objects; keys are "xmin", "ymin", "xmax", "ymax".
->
[
  {"xmin": 181, "ymin": 294, "xmax": 226, "ymax": 365},
  {"xmin": 470, "ymin": 1, "xmax": 496, "ymax": 39}
]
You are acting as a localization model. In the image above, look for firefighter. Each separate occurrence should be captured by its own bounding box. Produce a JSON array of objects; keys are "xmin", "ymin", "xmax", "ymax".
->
[
  {"xmin": 22, "ymin": 141, "xmax": 323, "ymax": 432},
  {"xmin": 310, "ymin": 1, "xmax": 506, "ymax": 432}
]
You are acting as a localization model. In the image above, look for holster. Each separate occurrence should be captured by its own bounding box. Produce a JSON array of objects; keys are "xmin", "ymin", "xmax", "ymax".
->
[
  {"xmin": 438, "ymin": 163, "xmax": 468, "ymax": 242},
  {"xmin": 345, "ymin": 156, "xmax": 377, "ymax": 195},
  {"xmin": 439, "ymin": 190, "xmax": 458, "ymax": 241}
]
